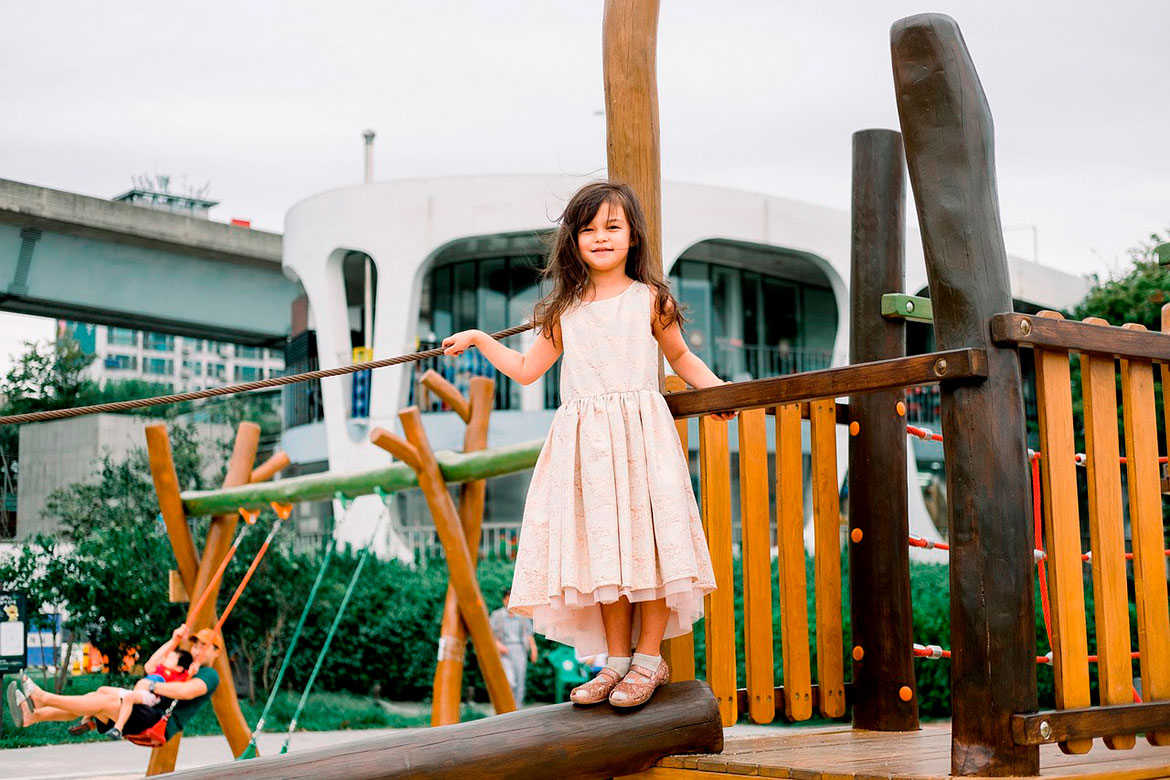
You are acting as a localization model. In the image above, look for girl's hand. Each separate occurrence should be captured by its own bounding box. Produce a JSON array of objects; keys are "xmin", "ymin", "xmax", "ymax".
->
[
  {"xmin": 709, "ymin": 380, "xmax": 737, "ymax": 422},
  {"xmin": 442, "ymin": 330, "xmax": 484, "ymax": 356}
]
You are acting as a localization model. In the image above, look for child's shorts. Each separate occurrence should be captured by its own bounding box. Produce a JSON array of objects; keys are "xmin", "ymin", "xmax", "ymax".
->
[{"xmin": 114, "ymin": 687, "xmax": 161, "ymax": 708}]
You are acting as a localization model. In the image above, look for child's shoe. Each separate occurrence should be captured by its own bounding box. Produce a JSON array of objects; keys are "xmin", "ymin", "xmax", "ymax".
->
[
  {"xmin": 106, "ymin": 727, "xmax": 123, "ymax": 740},
  {"xmin": 569, "ymin": 667, "xmax": 624, "ymax": 705},
  {"xmin": 68, "ymin": 717, "xmax": 95, "ymax": 736},
  {"xmin": 608, "ymin": 660, "xmax": 670, "ymax": 708}
]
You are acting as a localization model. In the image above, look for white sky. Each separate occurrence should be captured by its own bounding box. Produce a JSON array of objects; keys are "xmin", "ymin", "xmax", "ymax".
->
[{"xmin": 1, "ymin": 1, "xmax": 1167, "ymax": 371}]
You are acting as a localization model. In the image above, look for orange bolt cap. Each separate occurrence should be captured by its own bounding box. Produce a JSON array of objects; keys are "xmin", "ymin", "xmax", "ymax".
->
[
  {"xmin": 849, "ymin": 421, "xmax": 860, "ymax": 436},
  {"xmin": 898, "ymin": 686, "xmax": 913, "ymax": 702},
  {"xmin": 852, "ymin": 645, "xmax": 864, "ymax": 661},
  {"xmin": 896, "ymin": 401, "xmax": 906, "ymax": 417},
  {"xmin": 850, "ymin": 528, "xmax": 863, "ymax": 543}
]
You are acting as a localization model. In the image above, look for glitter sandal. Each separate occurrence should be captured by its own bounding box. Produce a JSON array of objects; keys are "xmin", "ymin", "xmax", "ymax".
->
[
  {"xmin": 608, "ymin": 660, "xmax": 670, "ymax": 708},
  {"xmin": 570, "ymin": 667, "xmax": 624, "ymax": 705}
]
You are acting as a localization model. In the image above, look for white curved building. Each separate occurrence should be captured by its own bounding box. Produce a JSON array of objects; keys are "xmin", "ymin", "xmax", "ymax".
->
[{"xmin": 278, "ymin": 174, "xmax": 1089, "ymax": 560}]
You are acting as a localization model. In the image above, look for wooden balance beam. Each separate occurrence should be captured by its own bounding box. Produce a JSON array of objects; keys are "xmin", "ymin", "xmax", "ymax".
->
[{"xmin": 167, "ymin": 680, "xmax": 722, "ymax": 780}]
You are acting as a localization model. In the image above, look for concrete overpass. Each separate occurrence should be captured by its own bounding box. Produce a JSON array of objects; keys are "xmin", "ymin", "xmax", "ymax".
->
[{"xmin": 0, "ymin": 178, "xmax": 299, "ymax": 346}]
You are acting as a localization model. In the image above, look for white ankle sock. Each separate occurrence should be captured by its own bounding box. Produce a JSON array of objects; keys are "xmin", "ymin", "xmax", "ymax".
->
[
  {"xmin": 605, "ymin": 656, "xmax": 632, "ymax": 675},
  {"xmin": 632, "ymin": 652, "xmax": 662, "ymax": 670}
]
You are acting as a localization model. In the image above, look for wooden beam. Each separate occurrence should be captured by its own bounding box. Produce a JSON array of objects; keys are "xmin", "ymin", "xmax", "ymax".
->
[
  {"xmin": 431, "ymin": 376, "xmax": 494, "ymax": 727},
  {"xmin": 991, "ymin": 312, "xmax": 1170, "ymax": 363},
  {"xmin": 736, "ymin": 683, "xmax": 852, "ymax": 718},
  {"xmin": 664, "ymin": 349, "xmax": 985, "ymax": 419},
  {"xmin": 382, "ymin": 409, "xmax": 516, "ymax": 715},
  {"xmin": 881, "ymin": 293, "xmax": 933, "ymax": 323},
  {"xmin": 848, "ymin": 128, "xmax": 918, "ymax": 732},
  {"xmin": 1011, "ymin": 702, "xmax": 1170, "ymax": 746},
  {"xmin": 167, "ymin": 680, "xmax": 722, "ymax": 780},
  {"xmin": 180, "ymin": 438, "xmax": 544, "ymax": 517},
  {"xmin": 891, "ymin": 13, "xmax": 1039, "ymax": 776}
]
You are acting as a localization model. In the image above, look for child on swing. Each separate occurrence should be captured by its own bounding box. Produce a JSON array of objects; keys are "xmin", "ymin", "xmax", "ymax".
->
[
  {"xmin": 442, "ymin": 180, "xmax": 732, "ymax": 707},
  {"xmin": 103, "ymin": 646, "xmax": 196, "ymax": 740}
]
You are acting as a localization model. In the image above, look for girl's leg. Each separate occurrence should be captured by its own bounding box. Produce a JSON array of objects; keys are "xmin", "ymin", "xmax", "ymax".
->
[
  {"xmin": 24, "ymin": 705, "xmax": 87, "ymax": 726},
  {"xmin": 600, "ymin": 597, "xmax": 633, "ymax": 657},
  {"xmin": 633, "ymin": 598, "xmax": 670, "ymax": 656},
  {"xmin": 111, "ymin": 691, "xmax": 140, "ymax": 732}
]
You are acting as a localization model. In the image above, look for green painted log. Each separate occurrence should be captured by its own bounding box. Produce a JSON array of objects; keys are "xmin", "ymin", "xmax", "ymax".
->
[{"xmin": 180, "ymin": 438, "xmax": 544, "ymax": 517}]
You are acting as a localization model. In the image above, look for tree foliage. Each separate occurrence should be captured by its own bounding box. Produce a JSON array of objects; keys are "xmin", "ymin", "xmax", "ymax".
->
[{"xmin": 1070, "ymin": 230, "xmax": 1170, "ymax": 328}]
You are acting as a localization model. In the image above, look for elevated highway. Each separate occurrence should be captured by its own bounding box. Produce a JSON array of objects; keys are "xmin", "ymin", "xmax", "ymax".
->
[{"xmin": 0, "ymin": 178, "xmax": 298, "ymax": 346}]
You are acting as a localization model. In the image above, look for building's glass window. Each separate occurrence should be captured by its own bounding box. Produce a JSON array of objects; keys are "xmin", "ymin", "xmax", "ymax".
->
[
  {"xmin": 234, "ymin": 365, "xmax": 262, "ymax": 382},
  {"xmin": 104, "ymin": 354, "xmax": 137, "ymax": 370},
  {"xmin": 669, "ymin": 241, "xmax": 838, "ymax": 381},
  {"xmin": 192, "ymin": 339, "xmax": 207, "ymax": 352},
  {"xmin": 206, "ymin": 363, "xmax": 226, "ymax": 379},
  {"xmin": 144, "ymin": 358, "xmax": 173, "ymax": 376},
  {"xmin": 236, "ymin": 346, "xmax": 261, "ymax": 360},
  {"xmin": 107, "ymin": 327, "xmax": 138, "ymax": 347},
  {"xmin": 182, "ymin": 360, "xmax": 202, "ymax": 376},
  {"xmin": 206, "ymin": 340, "xmax": 227, "ymax": 356},
  {"xmin": 145, "ymin": 332, "xmax": 174, "ymax": 352}
]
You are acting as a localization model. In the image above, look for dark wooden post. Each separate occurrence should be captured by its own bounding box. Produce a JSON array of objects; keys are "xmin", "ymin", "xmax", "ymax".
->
[
  {"xmin": 848, "ymin": 128, "xmax": 918, "ymax": 732},
  {"xmin": 891, "ymin": 14, "xmax": 1038, "ymax": 775}
]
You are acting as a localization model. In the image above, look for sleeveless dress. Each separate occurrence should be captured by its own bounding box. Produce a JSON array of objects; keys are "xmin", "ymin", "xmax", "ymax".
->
[{"xmin": 508, "ymin": 280, "xmax": 717, "ymax": 656}]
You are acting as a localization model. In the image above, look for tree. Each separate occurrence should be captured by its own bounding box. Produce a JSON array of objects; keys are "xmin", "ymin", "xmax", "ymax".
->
[{"xmin": 1070, "ymin": 230, "xmax": 1170, "ymax": 329}]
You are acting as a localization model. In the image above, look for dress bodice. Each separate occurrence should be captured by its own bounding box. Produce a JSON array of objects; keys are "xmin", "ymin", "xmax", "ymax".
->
[{"xmin": 557, "ymin": 281, "xmax": 659, "ymax": 403}]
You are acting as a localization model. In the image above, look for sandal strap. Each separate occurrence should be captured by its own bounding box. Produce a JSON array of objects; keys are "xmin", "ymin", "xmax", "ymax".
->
[{"xmin": 624, "ymin": 664, "xmax": 657, "ymax": 683}]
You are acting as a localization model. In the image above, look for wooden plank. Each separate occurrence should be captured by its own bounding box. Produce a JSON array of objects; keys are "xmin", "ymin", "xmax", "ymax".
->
[
  {"xmin": 1119, "ymin": 326, "xmax": 1170, "ymax": 747},
  {"xmin": 662, "ymin": 375, "xmax": 696, "ymax": 682},
  {"xmin": 809, "ymin": 400, "xmax": 845, "ymax": 719},
  {"xmin": 1033, "ymin": 311, "xmax": 1092, "ymax": 754},
  {"xmin": 1012, "ymin": 701, "xmax": 1170, "ymax": 745},
  {"xmin": 891, "ymin": 13, "xmax": 1039, "ymax": 775},
  {"xmin": 880, "ymin": 293, "xmax": 933, "ymax": 324},
  {"xmin": 663, "ymin": 349, "xmax": 986, "ymax": 419},
  {"xmin": 699, "ymin": 415, "xmax": 737, "ymax": 727},
  {"xmin": 775, "ymin": 403, "xmax": 812, "ymax": 721},
  {"xmin": 168, "ymin": 569, "xmax": 188, "ymax": 603},
  {"xmin": 1079, "ymin": 317, "xmax": 1136, "ymax": 751},
  {"xmin": 738, "ymin": 407, "xmax": 775, "ymax": 724},
  {"xmin": 735, "ymin": 683, "xmax": 852, "ymax": 720},
  {"xmin": 377, "ymin": 411, "xmax": 517, "ymax": 716},
  {"xmin": 430, "ymin": 376, "xmax": 494, "ymax": 727},
  {"xmin": 991, "ymin": 312, "xmax": 1170, "ymax": 363},
  {"xmin": 848, "ymin": 127, "xmax": 917, "ymax": 733}
]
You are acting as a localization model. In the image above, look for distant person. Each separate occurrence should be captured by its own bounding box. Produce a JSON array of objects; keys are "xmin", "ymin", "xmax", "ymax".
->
[{"xmin": 490, "ymin": 588, "xmax": 536, "ymax": 705}]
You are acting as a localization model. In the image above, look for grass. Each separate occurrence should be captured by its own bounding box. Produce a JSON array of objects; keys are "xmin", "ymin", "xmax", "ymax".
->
[{"xmin": 0, "ymin": 671, "xmax": 434, "ymax": 750}]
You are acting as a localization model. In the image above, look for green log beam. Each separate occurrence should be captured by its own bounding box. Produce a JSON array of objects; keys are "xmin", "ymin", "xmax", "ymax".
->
[
  {"xmin": 880, "ymin": 293, "xmax": 933, "ymax": 323},
  {"xmin": 180, "ymin": 438, "xmax": 544, "ymax": 517}
]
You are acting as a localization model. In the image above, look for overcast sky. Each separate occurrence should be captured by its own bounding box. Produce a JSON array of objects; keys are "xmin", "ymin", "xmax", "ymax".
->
[{"xmin": 2, "ymin": 1, "xmax": 1167, "ymax": 370}]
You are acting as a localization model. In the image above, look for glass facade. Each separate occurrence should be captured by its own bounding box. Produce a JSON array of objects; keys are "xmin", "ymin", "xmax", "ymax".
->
[{"xmin": 670, "ymin": 241, "xmax": 839, "ymax": 382}]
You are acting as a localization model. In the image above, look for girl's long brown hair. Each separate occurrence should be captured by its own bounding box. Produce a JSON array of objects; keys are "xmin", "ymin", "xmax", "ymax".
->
[{"xmin": 533, "ymin": 181, "xmax": 684, "ymax": 345}]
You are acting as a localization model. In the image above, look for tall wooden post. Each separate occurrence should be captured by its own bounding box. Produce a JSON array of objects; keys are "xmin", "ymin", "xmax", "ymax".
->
[
  {"xmin": 427, "ymin": 373, "xmax": 495, "ymax": 726},
  {"xmin": 848, "ymin": 129, "xmax": 918, "ymax": 732},
  {"xmin": 145, "ymin": 423, "xmax": 260, "ymax": 775},
  {"xmin": 603, "ymin": 0, "xmax": 662, "ymax": 281},
  {"xmin": 891, "ymin": 14, "xmax": 1038, "ymax": 775}
]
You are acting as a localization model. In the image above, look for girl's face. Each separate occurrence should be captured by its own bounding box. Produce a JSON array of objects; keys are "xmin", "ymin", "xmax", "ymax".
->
[{"xmin": 576, "ymin": 200, "xmax": 632, "ymax": 276}]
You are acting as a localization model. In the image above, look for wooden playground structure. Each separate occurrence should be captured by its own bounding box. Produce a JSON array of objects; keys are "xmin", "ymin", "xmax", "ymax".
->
[{"xmin": 9, "ymin": 3, "xmax": 1165, "ymax": 779}]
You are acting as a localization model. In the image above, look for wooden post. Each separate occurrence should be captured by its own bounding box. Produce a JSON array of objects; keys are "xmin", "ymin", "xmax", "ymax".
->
[
  {"xmin": 372, "ymin": 410, "xmax": 516, "ymax": 714},
  {"xmin": 847, "ymin": 128, "xmax": 918, "ymax": 732},
  {"xmin": 428, "ymin": 373, "xmax": 495, "ymax": 726},
  {"xmin": 660, "ymin": 375, "xmax": 696, "ymax": 681},
  {"xmin": 891, "ymin": 14, "xmax": 1038, "ymax": 775},
  {"xmin": 603, "ymin": 0, "xmax": 662, "ymax": 277},
  {"xmin": 145, "ymin": 423, "xmax": 261, "ymax": 775}
]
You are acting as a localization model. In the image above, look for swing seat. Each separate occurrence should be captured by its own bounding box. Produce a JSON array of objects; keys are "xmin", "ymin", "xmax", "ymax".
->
[{"xmin": 126, "ymin": 714, "xmax": 170, "ymax": 748}]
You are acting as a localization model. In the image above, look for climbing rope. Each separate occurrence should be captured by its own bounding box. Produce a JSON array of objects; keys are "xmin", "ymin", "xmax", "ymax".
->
[{"xmin": 0, "ymin": 323, "xmax": 534, "ymax": 427}]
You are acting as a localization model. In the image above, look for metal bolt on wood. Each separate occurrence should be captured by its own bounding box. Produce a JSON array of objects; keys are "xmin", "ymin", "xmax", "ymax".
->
[
  {"xmin": 1039, "ymin": 721, "xmax": 1052, "ymax": 740},
  {"xmin": 933, "ymin": 358, "xmax": 948, "ymax": 377},
  {"xmin": 1019, "ymin": 319, "xmax": 1032, "ymax": 337}
]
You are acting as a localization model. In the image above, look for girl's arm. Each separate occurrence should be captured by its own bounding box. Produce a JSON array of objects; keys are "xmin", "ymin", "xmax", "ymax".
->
[
  {"xmin": 442, "ymin": 323, "xmax": 562, "ymax": 386},
  {"xmin": 651, "ymin": 297, "xmax": 736, "ymax": 420}
]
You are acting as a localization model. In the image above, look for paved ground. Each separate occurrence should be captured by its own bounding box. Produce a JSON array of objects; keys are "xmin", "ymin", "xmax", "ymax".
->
[{"xmin": 0, "ymin": 728, "xmax": 414, "ymax": 779}]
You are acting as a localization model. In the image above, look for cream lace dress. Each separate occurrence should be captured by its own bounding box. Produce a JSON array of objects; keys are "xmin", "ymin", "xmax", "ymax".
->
[{"xmin": 508, "ymin": 280, "xmax": 717, "ymax": 656}]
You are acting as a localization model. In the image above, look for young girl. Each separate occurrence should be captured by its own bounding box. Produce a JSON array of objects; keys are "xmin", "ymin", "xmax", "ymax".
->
[{"xmin": 442, "ymin": 180, "xmax": 732, "ymax": 708}]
